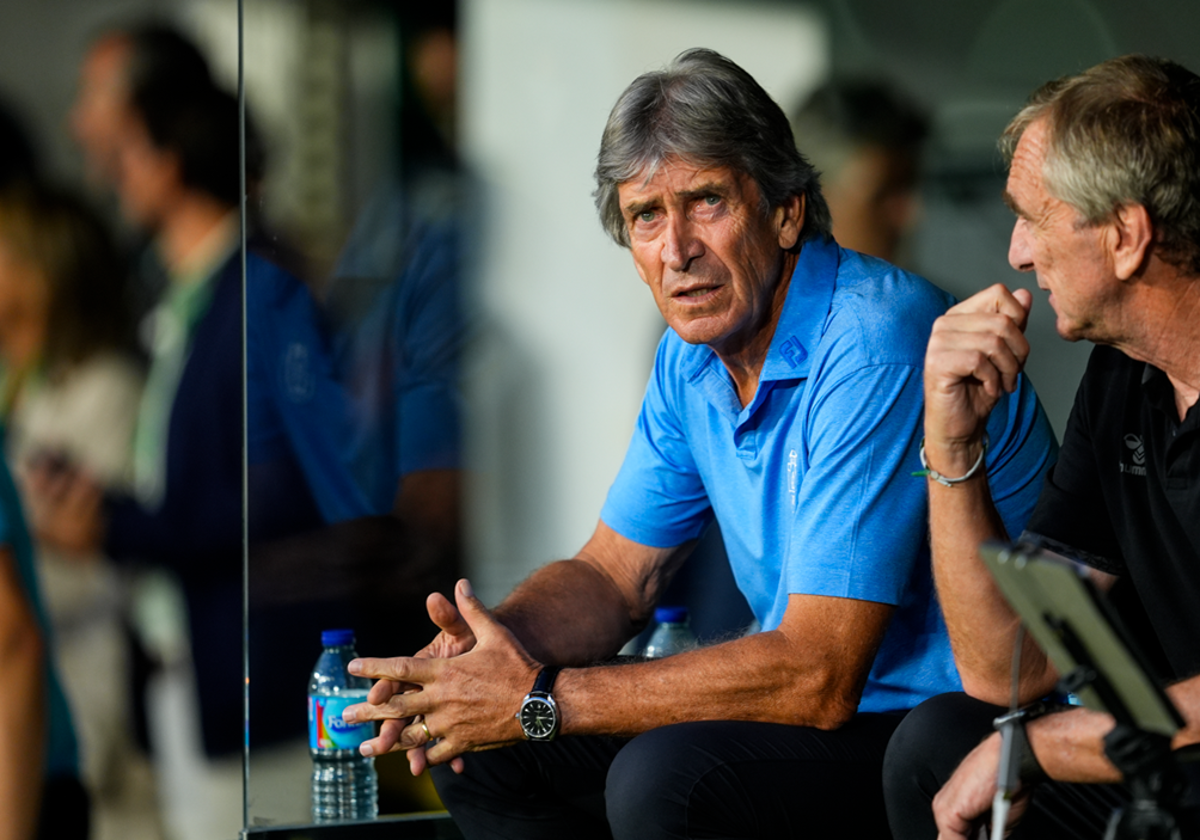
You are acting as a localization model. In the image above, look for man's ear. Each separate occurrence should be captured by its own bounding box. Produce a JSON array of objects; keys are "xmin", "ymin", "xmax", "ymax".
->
[
  {"xmin": 1110, "ymin": 202, "xmax": 1154, "ymax": 280},
  {"xmin": 775, "ymin": 194, "xmax": 805, "ymax": 251}
]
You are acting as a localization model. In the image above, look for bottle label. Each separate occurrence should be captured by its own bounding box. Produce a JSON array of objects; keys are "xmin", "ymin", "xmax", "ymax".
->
[{"xmin": 309, "ymin": 694, "xmax": 374, "ymax": 750}]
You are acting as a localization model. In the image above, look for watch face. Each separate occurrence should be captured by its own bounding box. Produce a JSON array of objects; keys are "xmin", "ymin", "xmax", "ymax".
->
[{"xmin": 520, "ymin": 696, "xmax": 557, "ymax": 740}]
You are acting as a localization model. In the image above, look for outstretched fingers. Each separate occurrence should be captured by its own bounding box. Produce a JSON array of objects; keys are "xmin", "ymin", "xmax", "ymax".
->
[{"xmin": 350, "ymin": 655, "xmax": 437, "ymax": 686}]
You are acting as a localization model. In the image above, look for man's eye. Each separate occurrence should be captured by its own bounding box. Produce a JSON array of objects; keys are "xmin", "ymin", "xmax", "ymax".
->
[
  {"xmin": 638, "ymin": 211, "xmax": 656, "ymax": 223},
  {"xmin": 703, "ymin": 195, "xmax": 721, "ymax": 206}
]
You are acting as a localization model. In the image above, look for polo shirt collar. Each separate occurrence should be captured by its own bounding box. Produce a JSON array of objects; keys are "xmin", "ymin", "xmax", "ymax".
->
[
  {"xmin": 676, "ymin": 235, "xmax": 839, "ymax": 386},
  {"xmin": 1142, "ymin": 361, "xmax": 1200, "ymax": 433},
  {"xmin": 760, "ymin": 234, "xmax": 838, "ymax": 383}
]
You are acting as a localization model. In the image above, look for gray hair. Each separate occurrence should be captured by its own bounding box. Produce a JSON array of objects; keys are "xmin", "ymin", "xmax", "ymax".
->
[
  {"xmin": 594, "ymin": 48, "xmax": 831, "ymax": 248},
  {"xmin": 1001, "ymin": 54, "xmax": 1200, "ymax": 276}
]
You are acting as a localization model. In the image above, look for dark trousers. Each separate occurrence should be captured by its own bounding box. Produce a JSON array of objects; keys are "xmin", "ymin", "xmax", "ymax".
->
[
  {"xmin": 432, "ymin": 714, "xmax": 905, "ymax": 839},
  {"xmin": 881, "ymin": 692, "xmax": 1200, "ymax": 840}
]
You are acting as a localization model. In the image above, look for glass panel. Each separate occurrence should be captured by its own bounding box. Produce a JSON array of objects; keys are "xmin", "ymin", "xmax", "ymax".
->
[
  {"xmin": 0, "ymin": 6, "xmax": 264, "ymax": 839},
  {"xmin": 237, "ymin": 0, "xmax": 464, "ymax": 830}
]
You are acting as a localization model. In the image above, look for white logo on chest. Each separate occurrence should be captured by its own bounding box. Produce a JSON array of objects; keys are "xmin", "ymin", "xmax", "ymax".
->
[{"xmin": 787, "ymin": 449, "xmax": 799, "ymax": 506}]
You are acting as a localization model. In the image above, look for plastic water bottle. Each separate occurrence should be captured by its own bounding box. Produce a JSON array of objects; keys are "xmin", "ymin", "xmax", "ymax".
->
[
  {"xmin": 643, "ymin": 606, "xmax": 697, "ymax": 658},
  {"xmin": 308, "ymin": 628, "xmax": 378, "ymax": 822}
]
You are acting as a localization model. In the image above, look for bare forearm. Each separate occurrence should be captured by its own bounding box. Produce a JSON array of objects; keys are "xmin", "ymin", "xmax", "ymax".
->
[
  {"xmin": 0, "ymin": 622, "xmax": 45, "ymax": 840},
  {"xmin": 347, "ymin": 589, "xmax": 889, "ymax": 763},
  {"xmin": 926, "ymin": 441, "xmax": 1055, "ymax": 704},
  {"xmin": 1024, "ymin": 706, "xmax": 1122, "ymax": 784},
  {"xmin": 494, "ymin": 559, "xmax": 641, "ymax": 666},
  {"xmin": 557, "ymin": 627, "xmax": 861, "ymax": 736}
]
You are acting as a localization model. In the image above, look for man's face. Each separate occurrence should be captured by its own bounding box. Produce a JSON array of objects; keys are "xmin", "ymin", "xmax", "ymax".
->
[
  {"xmin": 0, "ymin": 240, "xmax": 49, "ymax": 371},
  {"xmin": 1005, "ymin": 118, "xmax": 1119, "ymax": 343},
  {"xmin": 70, "ymin": 36, "xmax": 137, "ymax": 187},
  {"xmin": 112, "ymin": 118, "xmax": 179, "ymax": 234},
  {"xmin": 618, "ymin": 158, "xmax": 803, "ymax": 358}
]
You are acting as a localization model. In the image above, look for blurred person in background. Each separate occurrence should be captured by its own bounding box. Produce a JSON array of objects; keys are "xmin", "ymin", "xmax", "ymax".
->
[
  {"xmin": 283, "ymin": 3, "xmax": 468, "ymax": 808},
  {"xmin": 0, "ymin": 94, "xmax": 89, "ymax": 840},
  {"xmin": 790, "ymin": 78, "xmax": 929, "ymax": 268},
  {"xmin": 0, "ymin": 443, "xmax": 86, "ymax": 839},
  {"xmin": 32, "ymin": 22, "xmax": 375, "ymax": 839},
  {"xmin": 70, "ymin": 27, "xmax": 170, "ymax": 338},
  {"xmin": 319, "ymin": 0, "xmax": 464, "ymax": 609},
  {"xmin": 0, "ymin": 183, "xmax": 150, "ymax": 838}
]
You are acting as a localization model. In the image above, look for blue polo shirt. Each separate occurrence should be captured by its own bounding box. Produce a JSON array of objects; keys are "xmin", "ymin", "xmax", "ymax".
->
[
  {"xmin": 245, "ymin": 252, "xmax": 376, "ymax": 523},
  {"xmin": 601, "ymin": 236, "xmax": 1056, "ymax": 713},
  {"xmin": 327, "ymin": 173, "xmax": 465, "ymax": 513}
]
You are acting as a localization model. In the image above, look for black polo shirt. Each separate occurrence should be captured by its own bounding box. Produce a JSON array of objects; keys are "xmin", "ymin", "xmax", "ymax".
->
[{"xmin": 1026, "ymin": 345, "xmax": 1200, "ymax": 681}]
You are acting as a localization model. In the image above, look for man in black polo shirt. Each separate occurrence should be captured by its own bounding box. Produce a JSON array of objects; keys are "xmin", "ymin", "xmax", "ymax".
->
[{"xmin": 883, "ymin": 54, "xmax": 1200, "ymax": 839}]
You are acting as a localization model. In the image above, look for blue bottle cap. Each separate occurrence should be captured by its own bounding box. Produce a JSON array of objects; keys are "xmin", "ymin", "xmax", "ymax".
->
[
  {"xmin": 653, "ymin": 606, "xmax": 688, "ymax": 624},
  {"xmin": 321, "ymin": 628, "xmax": 355, "ymax": 647}
]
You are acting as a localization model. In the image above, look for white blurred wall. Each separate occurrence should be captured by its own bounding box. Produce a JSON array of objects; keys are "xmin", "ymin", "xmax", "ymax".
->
[{"xmin": 460, "ymin": 0, "xmax": 829, "ymax": 605}]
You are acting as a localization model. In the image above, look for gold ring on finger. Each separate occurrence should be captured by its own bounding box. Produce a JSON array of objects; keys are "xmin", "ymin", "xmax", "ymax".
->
[{"xmin": 421, "ymin": 720, "xmax": 433, "ymax": 741}]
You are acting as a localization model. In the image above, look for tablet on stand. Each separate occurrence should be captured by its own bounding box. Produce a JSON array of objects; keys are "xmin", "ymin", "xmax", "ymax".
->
[{"xmin": 979, "ymin": 541, "xmax": 1189, "ymax": 840}]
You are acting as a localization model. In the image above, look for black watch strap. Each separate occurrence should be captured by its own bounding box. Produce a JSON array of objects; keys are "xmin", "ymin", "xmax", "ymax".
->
[
  {"xmin": 532, "ymin": 666, "xmax": 561, "ymax": 696},
  {"xmin": 518, "ymin": 666, "xmax": 563, "ymax": 742},
  {"xmin": 994, "ymin": 702, "xmax": 1056, "ymax": 784}
]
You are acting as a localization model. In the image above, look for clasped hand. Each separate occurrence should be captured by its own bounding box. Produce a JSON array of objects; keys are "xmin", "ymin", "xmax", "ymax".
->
[
  {"xmin": 20, "ymin": 453, "xmax": 105, "ymax": 556},
  {"xmin": 933, "ymin": 732, "xmax": 1031, "ymax": 839},
  {"xmin": 342, "ymin": 578, "xmax": 542, "ymax": 775},
  {"xmin": 924, "ymin": 284, "xmax": 1034, "ymax": 455}
]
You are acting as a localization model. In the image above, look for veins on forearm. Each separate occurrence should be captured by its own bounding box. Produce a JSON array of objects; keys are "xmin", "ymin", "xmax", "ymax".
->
[{"xmin": 493, "ymin": 559, "xmax": 639, "ymax": 666}]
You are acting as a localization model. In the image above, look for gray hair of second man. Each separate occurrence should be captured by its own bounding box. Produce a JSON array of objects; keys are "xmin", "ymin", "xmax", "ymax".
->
[
  {"xmin": 594, "ymin": 48, "xmax": 832, "ymax": 249},
  {"xmin": 1001, "ymin": 54, "xmax": 1200, "ymax": 276}
]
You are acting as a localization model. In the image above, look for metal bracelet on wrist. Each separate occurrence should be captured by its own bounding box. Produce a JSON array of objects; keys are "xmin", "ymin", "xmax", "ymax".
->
[{"xmin": 918, "ymin": 434, "xmax": 989, "ymax": 487}]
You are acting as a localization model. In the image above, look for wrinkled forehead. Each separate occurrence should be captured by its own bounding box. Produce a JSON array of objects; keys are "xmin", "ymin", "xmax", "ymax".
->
[
  {"xmin": 619, "ymin": 157, "xmax": 749, "ymax": 201},
  {"xmin": 1010, "ymin": 118, "xmax": 1051, "ymax": 175},
  {"xmin": 1004, "ymin": 119, "xmax": 1052, "ymax": 205}
]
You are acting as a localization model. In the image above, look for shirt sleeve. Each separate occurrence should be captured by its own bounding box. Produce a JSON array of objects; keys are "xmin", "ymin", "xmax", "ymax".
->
[
  {"xmin": 600, "ymin": 337, "xmax": 712, "ymax": 548},
  {"xmin": 984, "ymin": 371, "xmax": 1060, "ymax": 540}
]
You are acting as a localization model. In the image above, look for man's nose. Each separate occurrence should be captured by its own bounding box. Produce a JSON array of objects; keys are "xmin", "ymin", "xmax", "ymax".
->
[
  {"xmin": 1008, "ymin": 218, "xmax": 1034, "ymax": 272},
  {"xmin": 662, "ymin": 216, "xmax": 703, "ymax": 272}
]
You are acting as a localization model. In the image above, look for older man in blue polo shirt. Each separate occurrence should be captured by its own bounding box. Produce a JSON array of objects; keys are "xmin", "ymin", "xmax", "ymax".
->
[{"xmin": 343, "ymin": 48, "xmax": 1056, "ymax": 838}]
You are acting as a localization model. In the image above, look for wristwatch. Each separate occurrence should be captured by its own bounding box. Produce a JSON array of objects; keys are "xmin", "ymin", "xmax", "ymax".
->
[
  {"xmin": 517, "ymin": 666, "xmax": 561, "ymax": 741},
  {"xmin": 993, "ymin": 702, "xmax": 1055, "ymax": 783}
]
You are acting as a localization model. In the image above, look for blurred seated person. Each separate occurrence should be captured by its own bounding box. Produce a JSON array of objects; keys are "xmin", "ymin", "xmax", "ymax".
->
[
  {"xmin": 320, "ymin": 4, "xmax": 465, "ymax": 596},
  {"xmin": 790, "ymin": 78, "xmax": 929, "ymax": 266},
  {"xmin": 0, "ymin": 453, "xmax": 87, "ymax": 839},
  {"xmin": 0, "ymin": 184, "xmax": 144, "ymax": 814}
]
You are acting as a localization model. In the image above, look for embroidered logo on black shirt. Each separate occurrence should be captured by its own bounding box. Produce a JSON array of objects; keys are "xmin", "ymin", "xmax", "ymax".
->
[{"xmin": 1120, "ymin": 433, "xmax": 1147, "ymax": 476}]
